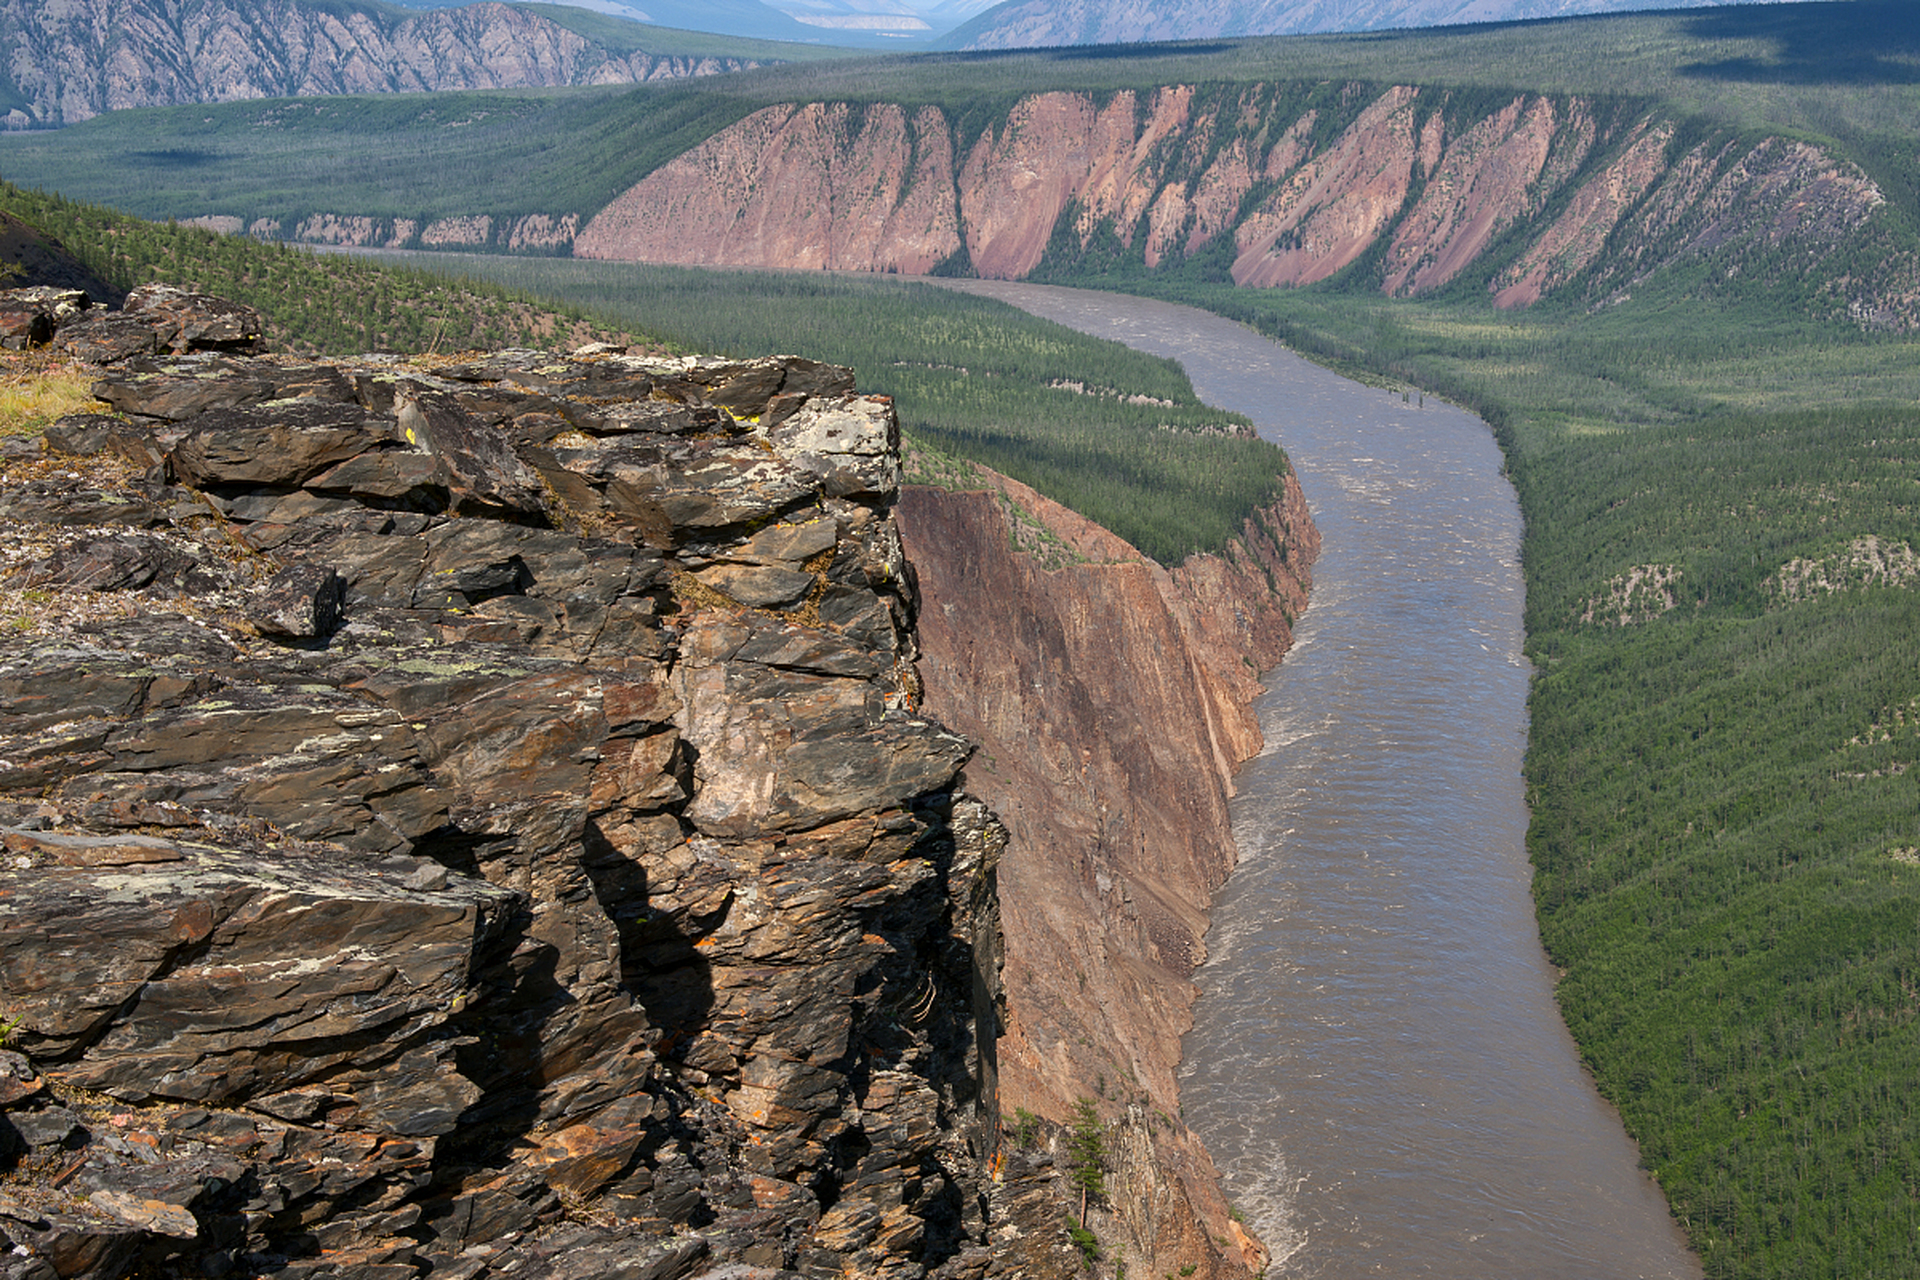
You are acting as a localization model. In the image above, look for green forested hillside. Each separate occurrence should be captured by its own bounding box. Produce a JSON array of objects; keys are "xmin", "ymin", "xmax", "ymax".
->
[
  {"xmin": 1087, "ymin": 235, "xmax": 1919, "ymax": 1280},
  {"xmin": 0, "ymin": 86, "xmax": 759, "ymax": 227},
  {"xmin": 1519, "ymin": 407, "xmax": 1920, "ymax": 1279},
  {"xmin": 0, "ymin": 185, "xmax": 633, "ymax": 353}
]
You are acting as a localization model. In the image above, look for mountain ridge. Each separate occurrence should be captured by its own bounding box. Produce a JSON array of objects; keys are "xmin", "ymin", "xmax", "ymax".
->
[
  {"xmin": 0, "ymin": 0, "xmax": 839, "ymax": 128},
  {"xmin": 938, "ymin": 0, "xmax": 1798, "ymax": 50}
]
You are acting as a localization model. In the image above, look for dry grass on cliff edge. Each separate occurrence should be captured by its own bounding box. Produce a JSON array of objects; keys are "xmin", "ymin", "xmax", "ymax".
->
[{"xmin": 0, "ymin": 354, "xmax": 97, "ymax": 436}]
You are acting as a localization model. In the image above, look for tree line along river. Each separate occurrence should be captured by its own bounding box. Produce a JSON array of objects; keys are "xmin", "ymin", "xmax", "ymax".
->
[{"xmin": 931, "ymin": 280, "xmax": 1702, "ymax": 1280}]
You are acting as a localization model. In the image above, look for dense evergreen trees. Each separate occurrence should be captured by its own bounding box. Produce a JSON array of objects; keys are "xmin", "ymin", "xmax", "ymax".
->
[
  {"xmin": 2, "ymin": 182, "xmax": 627, "ymax": 355},
  {"xmin": 1518, "ymin": 406, "xmax": 1920, "ymax": 1279}
]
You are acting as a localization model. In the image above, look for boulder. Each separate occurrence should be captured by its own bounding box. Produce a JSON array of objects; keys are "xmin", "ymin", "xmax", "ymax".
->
[
  {"xmin": 123, "ymin": 283, "xmax": 265, "ymax": 354},
  {"xmin": 56, "ymin": 314, "xmax": 159, "ymax": 364},
  {"xmin": 0, "ymin": 286, "xmax": 89, "ymax": 349}
]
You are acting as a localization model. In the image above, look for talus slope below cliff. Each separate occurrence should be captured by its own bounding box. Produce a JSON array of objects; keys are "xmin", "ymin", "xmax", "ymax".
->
[{"xmin": 897, "ymin": 462, "xmax": 1318, "ymax": 1279}]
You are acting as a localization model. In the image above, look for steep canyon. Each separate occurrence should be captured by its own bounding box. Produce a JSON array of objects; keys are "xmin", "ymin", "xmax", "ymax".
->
[
  {"xmin": 898, "ymin": 465, "xmax": 1316, "ymax": 1279},
  {"xmin": 0, "ymin": 280, "xmax": 1320, "ymax": 1280}
]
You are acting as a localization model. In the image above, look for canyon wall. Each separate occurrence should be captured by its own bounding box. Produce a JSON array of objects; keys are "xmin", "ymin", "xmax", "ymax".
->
[
  {"xmin": 896, "ymin": 461, "xmax": 1319, "ymax": 1280},
  {"xmin": 0, "ymin": 0, "xmax": 764, "ymax": 128},
  {"xmin": 558, "ymin": 82, "xmax": 1919, "ymax": 332},
  {"xmin": 0, "ymin": 286, "xmax": 1098, "ymax": 1280}
]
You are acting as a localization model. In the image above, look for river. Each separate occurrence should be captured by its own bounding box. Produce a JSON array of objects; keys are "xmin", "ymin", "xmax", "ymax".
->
[{"xmin": 926, "ymin": 280, "xmax": 1701, "ymax": 1280}]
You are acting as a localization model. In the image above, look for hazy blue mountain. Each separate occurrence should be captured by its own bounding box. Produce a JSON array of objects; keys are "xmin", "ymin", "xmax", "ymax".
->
[{"xmin": 936, "ymin": 0, "xmax": 1795, "ymax": 49}]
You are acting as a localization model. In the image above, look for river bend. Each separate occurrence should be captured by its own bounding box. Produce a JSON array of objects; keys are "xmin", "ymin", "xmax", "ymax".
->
[{"xmin": 928, "ymin": 281, "xmax": 1701, "ymax": 1280}]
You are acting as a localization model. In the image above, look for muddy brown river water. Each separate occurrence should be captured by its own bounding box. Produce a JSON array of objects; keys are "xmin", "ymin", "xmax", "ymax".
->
[{"xmin": 929, "ymin": 280, "xmax": 1703, "ymax": 1280}]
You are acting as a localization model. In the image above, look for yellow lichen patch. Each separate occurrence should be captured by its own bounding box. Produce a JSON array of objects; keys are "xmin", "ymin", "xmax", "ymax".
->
[{"xmin": 670, "ymin": 569, "xmax": 740, "ymax": 614}]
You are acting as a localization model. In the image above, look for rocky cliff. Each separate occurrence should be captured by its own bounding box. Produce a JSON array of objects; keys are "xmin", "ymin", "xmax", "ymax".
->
[
  {"xmin": 0, "ymin": 285, "xmax": 1110, "ymax": 1280},
  {"xmin": 563, "ymin": 81, "xmax": 1919, "ymax": 332},
  {"xmin": 0, "ymin": 0, "xmax": 765, "ymax": 128},
  {"xmin": 896, "ymin": 458, "xmax": 1318, "ymax": 1280}
]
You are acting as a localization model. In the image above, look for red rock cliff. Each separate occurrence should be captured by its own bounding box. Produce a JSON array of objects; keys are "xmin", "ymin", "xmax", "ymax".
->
[
  {"xmin": 559, "ymin": 83, "xmax": 1918, "ymax": 330},
  {"xmin": 896, "ymin": 465, "xmax": 1318, "ymax": 1279}
]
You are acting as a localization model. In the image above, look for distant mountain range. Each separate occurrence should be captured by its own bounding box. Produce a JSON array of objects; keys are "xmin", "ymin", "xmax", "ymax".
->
[
  {"xmin": 390, "ymin": 0, "xmax": 1001, "ymax": 44},
  {"xmin": 0, "ymin": 0, "xmax": 845, "ymax": 128},
  {"xmin": 936, "ymin": 0, "xmax": 1795, "ymax": 49},
  {"xmin": 0, "ymin": 0, "xmax": 1807, "ymax": 130}
]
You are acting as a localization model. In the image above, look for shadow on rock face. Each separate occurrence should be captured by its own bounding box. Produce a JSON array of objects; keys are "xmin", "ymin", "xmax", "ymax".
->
[{"xmin": 579, "ymin": 820, "xmax": 716, "ymax": 1045}]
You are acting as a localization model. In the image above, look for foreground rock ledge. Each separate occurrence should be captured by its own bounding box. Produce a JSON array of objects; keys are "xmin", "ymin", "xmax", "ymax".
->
[{"xmin": 0, "ymin": 314, "xmax": 1065, "ymax": 1280}]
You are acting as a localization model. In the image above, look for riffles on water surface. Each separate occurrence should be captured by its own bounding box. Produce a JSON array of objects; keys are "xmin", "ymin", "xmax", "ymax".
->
[{"xmin": 929, "ymin": 281, "xmax": 1701, "ymax": 1280}]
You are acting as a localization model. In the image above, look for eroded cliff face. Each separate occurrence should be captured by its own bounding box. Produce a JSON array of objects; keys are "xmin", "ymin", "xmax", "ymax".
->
[
  {"xmin": 0, "ymin": 287, "xmax": 1082, "ymax": 1280},
  {"xmin": 1381, "ymin": 94, "xmax": 1584, "ymax": 296},
  {"xmin": 1491, "ymin": 117, "xmax": 1671, "ymax": 308},
  {"xmin": 558, "ymin": 81, "xmax": 1920, "ymax": 331},
  {"xmin": 895, "ymin": 464, "xmax": 1318, "ymax": 1280},
  {"xmin": 0, "ymin": 0, "xmax": 763, "ymax": 128},
  {"xmin": 576, "ymin": 102, "xmax": 962, "ymax": 275}
]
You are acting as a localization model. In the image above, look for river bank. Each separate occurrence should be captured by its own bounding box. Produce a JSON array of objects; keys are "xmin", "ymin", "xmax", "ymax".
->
[{"xmin": 931, "ymin": 281, "xmax": 1701, "ymax": 1280}]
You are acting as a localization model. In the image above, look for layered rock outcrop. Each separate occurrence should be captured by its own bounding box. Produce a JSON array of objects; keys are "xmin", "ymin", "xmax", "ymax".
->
[
  {"xmin": 896, "ymin": 462, "xmax": 1318, "ymax": 1280},
  {"xmin": 0, "ymin": 0, "xmax": 766, "ymax": 128},
  {"xmin": 0, "ymin": 289, "xmax": 1073, "ymax": 1280},
  {"xmin": 565, "ymin": 82, "xmax": 1918, "ymax": 331}
]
